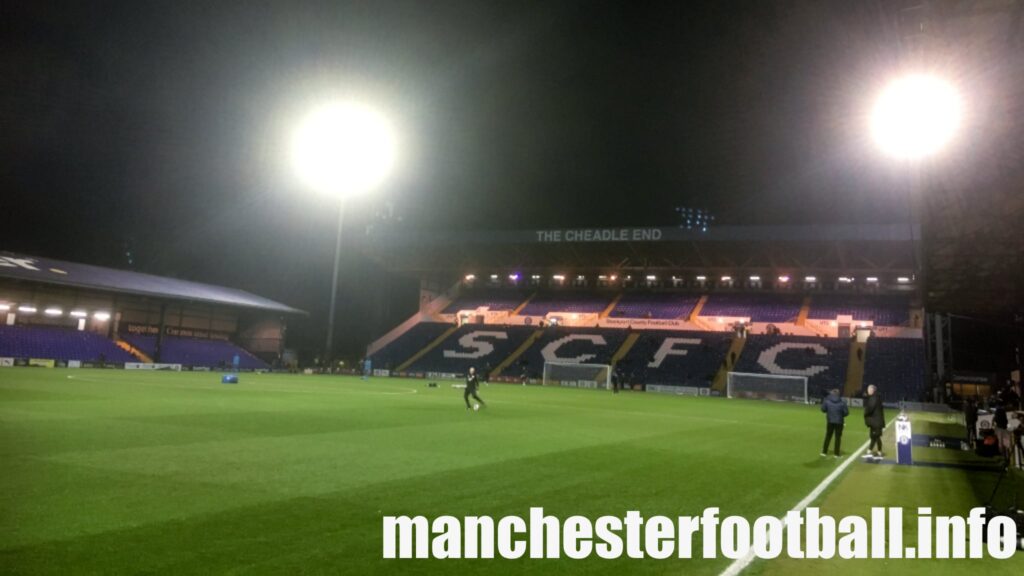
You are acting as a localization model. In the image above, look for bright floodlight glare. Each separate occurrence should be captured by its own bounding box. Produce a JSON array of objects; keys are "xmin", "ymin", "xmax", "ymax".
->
[
  {"xmin": 291, "ymin": 102, "xmax": 396, "ymax": 197},
  {"xmin": 871, "ymin": 75, "xmax": 961, "ymax": 159}
]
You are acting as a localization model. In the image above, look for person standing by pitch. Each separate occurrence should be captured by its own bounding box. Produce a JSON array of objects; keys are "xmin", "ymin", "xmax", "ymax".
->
[
  {"xmin": 464, "ymin": 367, "xmax": 486, "ymax": 410},
  {"xmin": 862, "ymin": 384, "xmax": 885, "ymax": 461},
  {"xmin": 821, "ymin": 388, "xmax": 849, "ymax": 458}
]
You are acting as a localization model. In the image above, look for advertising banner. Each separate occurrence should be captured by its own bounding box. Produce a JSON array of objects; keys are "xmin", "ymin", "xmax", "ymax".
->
[
  {"xmin": 125, "ymin": 362, "xmax": 183, "ymax": 371},
  {"xmin": 28, "ymin": 358, "xmax": 55, "ymax": 368}
]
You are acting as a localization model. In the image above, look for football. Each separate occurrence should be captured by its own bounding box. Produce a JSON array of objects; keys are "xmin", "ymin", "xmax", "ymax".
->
[{"xmin": 473, "ymin": 403, "xmax": 481, "ymax": 411}]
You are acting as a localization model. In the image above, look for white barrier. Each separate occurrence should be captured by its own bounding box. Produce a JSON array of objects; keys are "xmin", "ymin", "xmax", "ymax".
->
[{"xmin": 0, "ymin": 358, "xmax": 13, "ymax": 367}]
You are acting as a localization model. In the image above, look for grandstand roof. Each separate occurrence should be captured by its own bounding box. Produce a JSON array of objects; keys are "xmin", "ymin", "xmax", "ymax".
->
[{"xmin": 0, "ymin": 252, "xmax": 304, "ymax": 315}]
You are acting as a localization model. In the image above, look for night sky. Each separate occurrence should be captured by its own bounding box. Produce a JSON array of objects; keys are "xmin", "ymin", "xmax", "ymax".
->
[{"xmin": 1, "ymin": 1, "xmax": 928, "ymax": 358}]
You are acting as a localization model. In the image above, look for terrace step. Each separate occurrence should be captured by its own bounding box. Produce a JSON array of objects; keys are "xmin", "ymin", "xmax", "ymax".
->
[
  {"xmin": 600, "ymin": 292, "xmax": 623, "ymax": 319},
  {"xmin": 610, "ymin": 332, "xmax": 640, "ymax": 366},
  {"xmin": 509, "ymin": 292, "xmax": 537, "ymax": 316},
  {"xmin": 115, "ymin": 339, "xmax": 152, "ymax": 363},
  {"xmin": 688, "ymin": 295, "xmax": 708, "ymax": 321},
  {"xmin": 711, "ymin": 334, "xmax": 746, "ymax": 393},
  {"xmin": 395, "ymin": 324, "xmax": 460, "ymax": 372},
  {"xmin": 796, "ymin": 296, "xmax": 812, "ymax": 326},
  {"xmin": 490, "ymin": 329, "xmax": 543, "ymax": 378},
  {"xmin": 845, "ymin": 339, "xmax": 867, "ymax": 397}
]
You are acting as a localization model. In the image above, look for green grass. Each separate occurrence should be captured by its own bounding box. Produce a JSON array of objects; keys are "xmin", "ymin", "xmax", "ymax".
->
[{"xmin": 0, "ymin": 368, "xmax": 1019, "ymax": 575}]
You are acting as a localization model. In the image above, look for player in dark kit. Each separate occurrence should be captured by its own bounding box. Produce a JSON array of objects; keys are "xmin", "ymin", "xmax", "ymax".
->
[{"xmin": 464, "ymin": 367, "xmax": 486, "ymax": 410}]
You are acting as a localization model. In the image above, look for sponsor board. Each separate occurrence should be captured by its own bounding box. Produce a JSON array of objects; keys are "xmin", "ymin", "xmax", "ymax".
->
[
  {"xmin": 28, "ymin": 358, "xmax": 55, "ymax": 368},
  {"xmin": 125, "ymin": 362, "xmax": 183, "ymax": 371},
  {"xmin": 67, "ymin": 360, "xmax": 82, "ymax": 369},
  {"xmin": 373, "ymin": 369, "xmax": 391, "ymax": 377},
  {"xmin": 0, "ymin": 357, "xmax": 13, "ymax": 367},
  {"xmin": 599, "ymin": 317, "xmax": 693, "ymax": 330}
]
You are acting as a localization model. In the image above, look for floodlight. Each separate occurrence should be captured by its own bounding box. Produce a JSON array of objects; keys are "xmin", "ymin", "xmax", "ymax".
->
[
  {"xmin": 292, "ymin": 102, "xmax": 395, "ymax": 197},
  {"xmin": 93, "ymin": 311, "xmax": 110, "ymax": 321},
  {"xmin": 721, "ymin": 276, "xmax": 732, "ymax": 282},
  {"xmin": 70, "ymin": 310, "xmax": 88, "ymax": 318},
  {"xmin": 18, "ymin": 305, "xmax": 37, "ymax": 313},
  {"xmin": 464, "ymin": 274, "xmax": 475, "ymax": 281},
  {"xmin": 805, "ymin": 276, "xmax": 817, "ymax": 283},
  {"xmin": 696, "ymin": 275, "xmax": 707, "ymax": 281},
  {"xmin": 866, "ymin": 277, "xmax": 879, "ymax": 283},
  {"xmin": 749, "ymin": 275, "xmax": 761, "ymax": 281},
  {"xmin": 778, "ymin": 275, "xmax": 790, "ymax": 283},
  {"xmin": 44, "ymin": 307, "xmax": 63, "ymax": 316},
  {"xmin": 897, "ymin": 276, "xmax": 911, "ymax": 284},
  {"xmin": 0, "ymin": 304, "xmax": 10, "ymax": 311},
  {"xmin": 871, "ymin": 75, "xmax": 961, "ymax": 159},
  {"xmin": 646, "ymin": 275, "xmax": 657, "ymax": 281}
]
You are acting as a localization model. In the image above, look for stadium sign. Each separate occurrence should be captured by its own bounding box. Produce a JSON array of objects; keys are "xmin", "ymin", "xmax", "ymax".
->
[{"xmin": 534, "ymin": 228, "xmax": 663, "ymax": 243}]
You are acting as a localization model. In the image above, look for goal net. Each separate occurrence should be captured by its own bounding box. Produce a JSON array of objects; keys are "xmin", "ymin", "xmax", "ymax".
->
[
  {"xmin": 543, "ymin": 362, "xmax": 612, "ymax": 390},
  {"xmin": 727, "ymin": 372, "xmax": 808, "ymax": 403}
]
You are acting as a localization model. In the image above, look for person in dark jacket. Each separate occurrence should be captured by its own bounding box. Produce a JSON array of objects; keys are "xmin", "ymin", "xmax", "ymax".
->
[
  {"xmin": 821, "ymin": 389, "xmax": 850, "ymax": 458},
  {"xmin": 964, "ymin": 399, "xmax": 978, "ymax": 445},
  {"xmin": 862, "ymin": 385, "xmax": 885, "ymax": 459}
]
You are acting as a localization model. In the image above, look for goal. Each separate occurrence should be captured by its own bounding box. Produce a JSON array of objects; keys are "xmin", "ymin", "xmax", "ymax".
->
[
  {"xmin": 727, "ymin": 372, "xmax": 809, "ymax": 403},
  {"xmin": 542, "ymin": 362, "xmax": 612, "ymax": 390}
]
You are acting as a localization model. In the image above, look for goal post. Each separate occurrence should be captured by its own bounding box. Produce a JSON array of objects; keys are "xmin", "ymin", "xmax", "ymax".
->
[
  {"xmin": 542, "ymin": 362, "xmax": 612, "ymax": 390},
  {"xmin": 727, "ymin": 372, "xmax": 809, "ymax": 404}
]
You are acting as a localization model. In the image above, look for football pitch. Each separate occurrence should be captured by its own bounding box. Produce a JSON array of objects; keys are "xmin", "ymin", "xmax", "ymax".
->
[{"xmin": 0, "ymin": 368, "xmax": 1019, "ymax": 575}]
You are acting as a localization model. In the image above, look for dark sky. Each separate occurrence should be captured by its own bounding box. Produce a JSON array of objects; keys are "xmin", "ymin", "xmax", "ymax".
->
[{"xmin": 1, "ymin": 1, "xmax": 919, "ymax": 357}]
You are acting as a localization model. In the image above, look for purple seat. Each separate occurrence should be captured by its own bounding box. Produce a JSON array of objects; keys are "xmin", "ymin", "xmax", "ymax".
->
[
  {"xmin": 618, "ymin": 330, "xmax": 732, "ymax": 386},
  {"xmin": 0, "ymin": 325, "xmax": 135, "ymax": 363},
  {"xmin": 610, "ymin": 293, "xmax": 700, "ymax": 319},
  {"xmin": 123, "ymin": 334, "xmax": 268, "ymax": 369},
  {"xmin": 443, "ymin": 289, "xmax": 527, "ymax": 313},
  {"xmin": 519, "ymin": 291, "xmax": 614, "ymax": 316},
  {"xmin": 735, "ymin": 334, "xmax": 849, "ymax": 398},
  {"xmin": 808, "ymin": 295, "xmax": 909, "ymax": 326},
  {"xmin": 367, "ymin": 322, "xmax": 455, "ymax": 371},
  {"xmin": 863, "ymin": 337, "xmax": 927, "ymax": 401},
  {"xmin": 700, "ymin": 294, "xmax": 802, "ymax": 323}
]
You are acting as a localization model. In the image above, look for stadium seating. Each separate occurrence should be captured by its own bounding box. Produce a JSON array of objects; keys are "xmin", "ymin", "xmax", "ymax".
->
[
  {"xmin": 734, "ymin": 334, "xmax": 850, "ymax": 397},
  {"xmin": 515, "ymin": 327, "xmax": 630, "ymax": 378},
  {"xmin": 367, "ymin": 322, "xmax": 455, "ymax": 371},
  {"xmin": 519, "ymin": 291, "xmax": 615, "ymax": 316},
  {"xmin": 609, "ymin": 292, "xmax": 700, "ymax": 319},
  {"xmin": 406, "ymin": 324, "xmax": 537, "ymax": 374},
  {"xmin": 699, "ymin": 293, "xmax": 803, "ymax": 323},
  {"xmin": 122, "ymin": 334, "xmax": 268, "ymax": 369},
  {"xmin": 443, "ymin": 289, "xmax": 527, "ymax": 313},
  {"xmin": 807, "ymin": 294, "xmax": 909, "ymax": 326},
  {"xmin": 617, "ymin": 330, "xmax": 732, "ymax": 387},
  {"xmin": 0, "ymin": 325, "xmax": 135, "ymax": 363},
  {"xmin": 863, "ymin": 337, "xmax": 927, "ymax": 401}
]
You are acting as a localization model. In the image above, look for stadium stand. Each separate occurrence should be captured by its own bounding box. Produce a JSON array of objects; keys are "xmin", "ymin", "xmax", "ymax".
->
[
  {"xmin": 807, "ymin": 294, "xmax": 910, "ymax": 326},
  {"xmin": 609, "ymin": 292, "xmax": 700, "ymax": 319},
  {"xmin": 734, "ymin": 334, "xmax": 850, "ymax": 397},
  {"xmin": 517, "ymin": 327, "xmax": 630, "ymax": 378},
  {"xmin": 519, "ymin": 291, "xmax": 615, "ymax": 316},
  {"xmin": 406, "ymin": 324, "xmax": 537, "ymax": 374},
  {"xmin": 122, "ymin": 334, "xmax": 269, "ymax": 369},
  {"xmin": 0, "ymin": 325, "xmax": 135, "ymax": 363},
  {"xmin": 442, "ymin": 289, "xmax": 528, "ymax": 313},
  {"xmin": 367, "ymin": 322, "xmax": 455, "ymax": 371},
  {"xmin": 699, "ymin": 293, "xmax": 803, "ymax": 323},
  {"xmin": 863, "ymin": 337, "xmax": 928, "ymax": 402},
  {"xmin": 617, "ymin": 330, "xmax": 733, "ymax": 387}
]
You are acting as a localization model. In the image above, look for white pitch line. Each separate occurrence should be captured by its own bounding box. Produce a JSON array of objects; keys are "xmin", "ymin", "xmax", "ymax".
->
[{"xmin": 718, "ymin": 419, "xmax": 893, "ymax": 576}]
